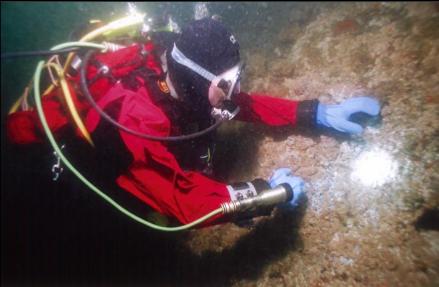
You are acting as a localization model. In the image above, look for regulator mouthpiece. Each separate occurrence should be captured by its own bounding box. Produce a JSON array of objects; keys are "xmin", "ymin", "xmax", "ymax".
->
[{"xmin": 211, "ymin": 100, "xmax": 240, "ymax": 121}]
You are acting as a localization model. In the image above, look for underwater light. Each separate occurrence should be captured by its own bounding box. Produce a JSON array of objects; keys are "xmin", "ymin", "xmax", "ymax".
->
[
  {"xmin": 350, "ymin": 148, "xmax": 398, "ymax": 187},
  {"xmin": 127, "ymin": 2, "xmax": 141, "ymax": 17}
]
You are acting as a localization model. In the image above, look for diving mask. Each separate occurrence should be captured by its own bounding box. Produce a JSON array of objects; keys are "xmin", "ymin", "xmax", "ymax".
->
[
  {"xmin": 213, "ymin": 61, "xmax": 244, "ymax": 101},
  {"xmin": 171, "ymin": 44, "xmax": 244, "ymax": 120},
  {"xmin": 209, "ymin": 62, "xmax": 244, "ymax": 120}
]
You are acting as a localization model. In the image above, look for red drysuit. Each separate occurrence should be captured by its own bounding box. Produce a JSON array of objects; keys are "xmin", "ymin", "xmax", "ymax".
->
[{"xmin": 7, "ymin": 41, "xmax": 301, "ymax": 225}]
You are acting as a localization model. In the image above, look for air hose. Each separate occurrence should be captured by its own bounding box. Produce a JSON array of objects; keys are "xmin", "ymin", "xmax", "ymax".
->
[
  {"xmin": 1, "ymin": 47, "xmax": 80, "ymax": 59},
  {"xmin": 80, "ymin": 49, "xmax": 224, "ymax": 142},
  {"xmin": 33, "ymin": 48, "xmax": 224, "ymax": 231}
]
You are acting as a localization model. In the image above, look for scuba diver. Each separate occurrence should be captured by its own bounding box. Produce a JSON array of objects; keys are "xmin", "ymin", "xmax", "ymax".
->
[{"xmin": 6, "ymin": 17, "xmax": 381, "ymax": 228}]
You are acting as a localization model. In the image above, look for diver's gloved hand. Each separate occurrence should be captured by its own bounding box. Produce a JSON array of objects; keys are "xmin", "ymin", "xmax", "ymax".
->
[
  {"xmin": 316, "ymin": 97, "xmax": 380, "ymax": 134},
  {"xmin": 269, "ymin": 168, "xmax": 305, "ymax": 209}
]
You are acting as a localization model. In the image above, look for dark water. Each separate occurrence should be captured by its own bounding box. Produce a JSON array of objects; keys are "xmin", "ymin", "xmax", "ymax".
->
[{"xmin": 1, "ymin": 2, "xmax": 286, "ymax": 114}]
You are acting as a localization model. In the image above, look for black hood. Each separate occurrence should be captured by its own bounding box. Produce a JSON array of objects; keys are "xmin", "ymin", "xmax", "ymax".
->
[{"xmin": 166, "ymin": 18, "xmax": 240, "ymax": 116}]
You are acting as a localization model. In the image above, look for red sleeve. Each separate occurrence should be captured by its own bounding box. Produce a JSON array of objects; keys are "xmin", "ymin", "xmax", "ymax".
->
[
  {"xmin": 106, "ymin": 84, "xmax": 230, "ymax": 226},
  {"xmin": 6, "ymin": 89, "xmax": 71, "ymax": 145},
  {"xmin": 233, "ymin": 92, "xmax": 299, "ymax": 126}
]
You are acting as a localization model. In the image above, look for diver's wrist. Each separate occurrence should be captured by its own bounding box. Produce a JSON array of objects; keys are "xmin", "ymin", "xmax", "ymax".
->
[{"xmin": 296, "ymin": 99, "xmax": 320, "ymax": 128}]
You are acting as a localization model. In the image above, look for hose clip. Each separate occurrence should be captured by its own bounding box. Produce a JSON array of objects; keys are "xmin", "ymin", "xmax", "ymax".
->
[
  {"xmin": 97, "ymin": 64, "xmax": 110, "ymax": 75},
  {"xmin": 102, "ymin": 42, "xmax": 126, "ymax": 53},
  {"xmin": 51, "ymin": 144, "xmax": 66, "ymax": 181}
]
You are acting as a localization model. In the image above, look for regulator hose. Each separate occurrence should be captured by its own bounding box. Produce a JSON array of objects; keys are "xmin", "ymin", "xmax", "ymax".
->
[
  {"xmin": 80, "ymin": 49, "xmax": 224, "ymax": 142},
  {"xmin": 1, "ymin": 47, "xmax": 81, "ymax": 60}
]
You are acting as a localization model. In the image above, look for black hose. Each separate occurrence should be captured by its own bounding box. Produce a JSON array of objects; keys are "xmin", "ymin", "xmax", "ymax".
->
[
  {"xmin": 1, "ymin": 47, "xmax": 81, "ymax": 60},
  {"xmin": 80, "ymin": 49, "xmax": 223, "ymax": 142}
]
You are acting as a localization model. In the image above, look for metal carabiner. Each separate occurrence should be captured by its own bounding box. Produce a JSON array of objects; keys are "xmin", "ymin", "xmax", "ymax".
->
[{"xmin": 51, "ymin": 144, "xmax": 66, "ymax": 181}]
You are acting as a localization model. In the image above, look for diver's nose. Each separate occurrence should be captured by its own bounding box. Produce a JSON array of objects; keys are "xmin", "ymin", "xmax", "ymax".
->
[{"xmin": 208, "ymin": 83, "xmax": 227, "ymax": 108}]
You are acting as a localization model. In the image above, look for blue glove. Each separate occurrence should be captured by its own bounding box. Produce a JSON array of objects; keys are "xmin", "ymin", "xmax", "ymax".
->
[
  {"xmin": 316, "ymin": 97, "xmax": 380, "ymax": 134},
  {"xmin": 269, "ymin": 168, "xmax": 305, "ymax": 209}
]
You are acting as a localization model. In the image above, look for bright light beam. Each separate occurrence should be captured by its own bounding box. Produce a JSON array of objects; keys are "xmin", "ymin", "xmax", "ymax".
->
[{"xmin": 351, "ymin": 148, "xmax": 398, "ymax": 187}]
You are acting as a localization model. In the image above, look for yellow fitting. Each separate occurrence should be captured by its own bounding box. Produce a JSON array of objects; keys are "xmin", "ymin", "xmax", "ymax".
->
[{"xmin": 46, "ymin": 63, "xmax": 94, "ymax": 147}]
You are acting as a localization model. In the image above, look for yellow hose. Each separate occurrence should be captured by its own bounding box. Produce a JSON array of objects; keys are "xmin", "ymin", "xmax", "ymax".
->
[
  {"xmin": 10, "ymin": 42, "xmax": 105, "ymax": 146},
  {"xmin": 10, "ymin": 14, "xmax": 146, "ymax": 139},
  {"xmin": 42, "ymin": 13, "xmax": 145, "ymax": 96},
  {"xmin": 9, "ymin": 80, "xmax": 33, "ymax": 114},
  {"xmin": 46, "ymin": 62, "xmax": 94, "ymax": 147},
  {"xmin": 83, "ymin": 13, "xmax": 145, "ymax": 41},
  {"xmin": 8, "ymin": 97, "xmax": 22, "ymax": 115},
  {"xmin": 9, "ymin": 93, "xmax": 26, "ymax": 114},
  {"xmin": 64, "ymin": 14, "xmax": 145, "ymax": 75}
]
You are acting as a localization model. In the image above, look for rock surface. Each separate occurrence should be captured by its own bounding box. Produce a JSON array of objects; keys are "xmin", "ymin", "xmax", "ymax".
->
[{"xmin": 184, "ymin": 3, "xmax": 439, "ymax": 286}]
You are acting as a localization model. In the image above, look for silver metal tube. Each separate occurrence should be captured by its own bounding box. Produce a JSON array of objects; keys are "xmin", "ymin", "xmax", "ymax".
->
[{"xmin": 221, "ymin": 184, "xmax": 293, "ymax": 215}]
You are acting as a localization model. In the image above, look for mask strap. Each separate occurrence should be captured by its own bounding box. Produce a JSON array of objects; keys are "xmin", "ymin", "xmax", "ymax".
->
[{"xmin": 171, "ymin": 43, "xmax": 216, "ymax": 82}]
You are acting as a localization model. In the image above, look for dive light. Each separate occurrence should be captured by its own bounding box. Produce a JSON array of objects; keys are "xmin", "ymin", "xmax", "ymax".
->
[{"xmin": 221, "ymin": 184, "xmax": 294, "ymax": 215}]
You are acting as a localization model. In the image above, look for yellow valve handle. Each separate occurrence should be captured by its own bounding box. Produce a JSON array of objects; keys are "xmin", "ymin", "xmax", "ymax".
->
[{"xmin": 45, "ymin": 62, "xmax": 94, "ymax": 146}]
